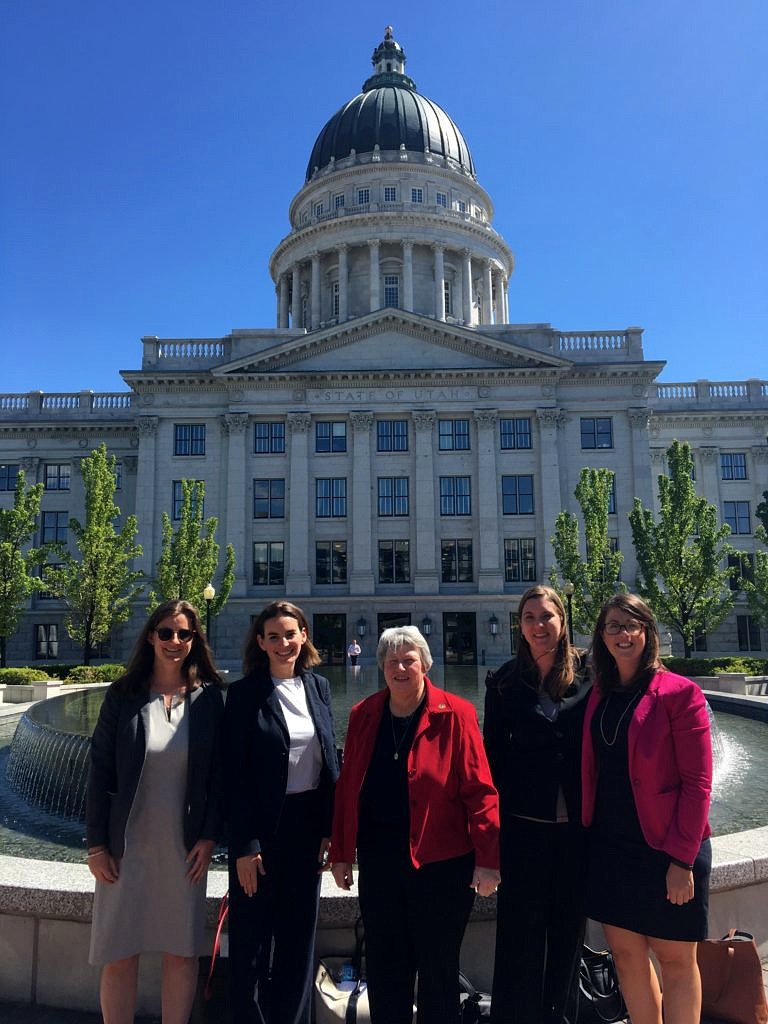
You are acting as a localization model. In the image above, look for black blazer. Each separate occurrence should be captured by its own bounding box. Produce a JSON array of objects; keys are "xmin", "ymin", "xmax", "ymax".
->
[
  {"xmin": 483, "ymin": 655, "xmax": 591, "ymax": 825},
  {"xmin": 223, "ymin": 668, "xmax": 339, "ymax": 860},
  {"xmin": 86, "ymin": 681, "xmax": 224, "ymax": 857}
]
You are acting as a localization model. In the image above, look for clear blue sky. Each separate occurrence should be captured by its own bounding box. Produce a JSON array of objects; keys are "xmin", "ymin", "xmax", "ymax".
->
[{"xmin": 2, "ymin": 0, "xmax": 766, "ymax": 394}]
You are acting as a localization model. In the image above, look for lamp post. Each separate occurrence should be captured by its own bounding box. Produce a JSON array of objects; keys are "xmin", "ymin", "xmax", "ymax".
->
[
  {"xmin": 203, "ymin": 583, "xmax": 216, "ymax": 641},
  {"xmin": 564, "ymin": 582, "xmax": 574, "ymax": 644}
]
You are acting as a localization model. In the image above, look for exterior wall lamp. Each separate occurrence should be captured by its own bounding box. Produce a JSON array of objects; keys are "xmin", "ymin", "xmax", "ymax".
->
[
  {"xmin": 488, "ymin": 614, "xmax": 499, "ymax": 638},
  {"xmin": 356, "ymin": 617, "xmax": 368, "ymax": 638},
  {"xmin": 420, "ymin": 616, "xmax": 432, "ymax": 636}
]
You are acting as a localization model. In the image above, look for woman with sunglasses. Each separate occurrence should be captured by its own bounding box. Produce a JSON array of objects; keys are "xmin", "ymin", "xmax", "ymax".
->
[
  {"xmin": 582, "ymin": 593, "xmax": 712, "ymax": 1024},
  {"xmin": 86, "ymin": 599, "xmax": 224, "ymax": 1024}
]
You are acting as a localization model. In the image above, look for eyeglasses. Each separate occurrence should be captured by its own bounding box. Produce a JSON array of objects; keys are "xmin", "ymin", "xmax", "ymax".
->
[
  {"xmin": 155, "ymin": 627, "xmax": 195, "ymax": 642},
  {"xmin": 603, "ymin": 621, "xmax": 644, "ymax": 636}
]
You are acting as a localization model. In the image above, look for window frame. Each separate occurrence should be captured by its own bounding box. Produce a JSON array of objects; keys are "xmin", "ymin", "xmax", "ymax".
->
[
  {"xmin": 315, "ymin": 540, "xmax": 348, "ymax": 585},
  {"xmin": 252, "ymin": 541, "xmax": 285, "ymax": 586},
  {"xmin": 0, "ymin": 464, "xmax": 20, "ymax": 491},
  {"xmin": 503, "ymin": 538, "xmax": 537, "ymax": 582},
  {"xmin": 724, "ymin": 500, "xmax": 751, "ymax": 535},
  {"xmin": 315, "ymin": 421, "xmax": 347, "ymax": 453},
  {"xmin": 174, "ymin": 423, "xmax": 206, "ymax": 456},
  {"xmin": 44, "ymin": 463, "xmax": 71, "ymax": 491},
  {"xmin": 253, "ymin": 478, "xmax": 285, "ymax": 519},
  {"xmin": 315, "ymin": 477, "xmax": 347, "ymax": 518},
  {"xmin": 440, "ymin": 538, "xmax": 473, "ymax": 583},
  {"xmin": 499, "ymin": 417, "xmax": 532, "ymax": 450},
  {"xmin": 501, "ymin": 475, "xmax": 535, "ymax": 515},
  {"xmin": 377, "ymin": 477, "xmax": 409, "ymax": 517},
  {"xmin": 721, "ymin": 452, "xmax": 748, "ymax": 480},
  {"xmin": 377, "ymin": 419, "xmax": 409, "ymax": 452},
  {"xmin": 378, "ymin": 539, "xmax": 410, "ymax": 583},
  {"xmin": 35, "ymin": 623, "xmax": 59, "ymax": 659},
  {"xmin": 253, "ymin": 421, "xmax": 285, "ymax": 454},
  {"xmin": 438, "ymin": 418, "xmax": 470, "ymax": 451},
  {"xmin": 41, "ymin": 510, "xmax": 68, "ymax": 543},
  {"xmin": 580, "ymin": 417, "xmax": 614, "ymax": 450},
  {"xmin": 439, "ymin": 476, "xmax": 471, "ymax": 516}
]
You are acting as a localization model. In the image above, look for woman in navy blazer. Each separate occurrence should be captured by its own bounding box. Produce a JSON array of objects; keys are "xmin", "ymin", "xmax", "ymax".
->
[
  {"xmin": 223, "ymin": 600, "xmax": 338, "ymax": 1024},
  {"xmin": 582, "ymin": 594, "xmax": 712, "ymax": 1024}
]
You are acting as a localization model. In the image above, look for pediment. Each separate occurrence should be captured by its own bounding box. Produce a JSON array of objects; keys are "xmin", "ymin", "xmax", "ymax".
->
[{"xmin": 211, "ymin": 310, "xmax": 570, "ymax": 376}]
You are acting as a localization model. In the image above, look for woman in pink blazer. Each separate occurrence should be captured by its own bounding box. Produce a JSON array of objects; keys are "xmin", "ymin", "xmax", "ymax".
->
[{"xmin": 582, "ymin": 594, "xmax": 712, "ymax": 1024}]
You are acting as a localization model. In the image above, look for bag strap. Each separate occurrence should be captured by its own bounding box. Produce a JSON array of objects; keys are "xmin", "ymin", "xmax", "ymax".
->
[
  {"xmin": 204, "ymin": 890, "xmax": 230, "ymax": 1001},
  {"xmin": 345, "ymin": 979, "xmax": 365, "ymax": 1024}
]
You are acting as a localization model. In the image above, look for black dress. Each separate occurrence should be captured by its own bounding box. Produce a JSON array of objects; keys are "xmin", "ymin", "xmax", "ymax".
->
[{"xmin": 585, "ymin": 688, "xmax": 711, "ymax": 941}]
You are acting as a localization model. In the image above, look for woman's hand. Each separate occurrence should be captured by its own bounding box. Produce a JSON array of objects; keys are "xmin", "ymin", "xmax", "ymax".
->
[
  {"xmin": 87, "ymin": 848, "xmax": 119, "ymax": 884},
  {"xmin": 186, "ymin": 839, "xmax": 216, "ymax": 883},
  {"xmin": 471, "ymin": 866, "xmax": 501, "ymax": 897},
  {"xmin": 237, "ymin": 853, "xmax": 266, "ymax": 897},
  {"xmin": 331, "ymin": 861, "xmax": 354, "ymax": 890},
  {"xmin": 317, "ymin": 837, "xmax": 331, "ymax": 873},
  {"xmin": 666, "ymin": 863, "xmax": 694, "ymax": 905}
]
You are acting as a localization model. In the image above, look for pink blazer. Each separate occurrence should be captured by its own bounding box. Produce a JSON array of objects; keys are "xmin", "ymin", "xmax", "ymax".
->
[{"xmin": 582, "ymin": 669, "xmax": 712, "ymax": 866}]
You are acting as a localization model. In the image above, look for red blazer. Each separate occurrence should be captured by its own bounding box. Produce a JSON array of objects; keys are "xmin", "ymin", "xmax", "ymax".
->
[
  {"xmin": 331, "ymin": 679, "xmax": 500, "ymax": 870},
  {"xmin": 582, "ymin": 669, "xmax": 712, "ymax": 866}
]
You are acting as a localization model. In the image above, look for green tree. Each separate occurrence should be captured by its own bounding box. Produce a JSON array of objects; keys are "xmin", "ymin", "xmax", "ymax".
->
[
  {"xmin": 46, "ymin": 446, "xmax": 143, "ymax": 664},
  {"xmin": 150, "ymin": 479, "xmax": 235, "ymax": 617},
  {"xmin": 0, "ymin": 470, "xmax": 56, "ymax": 667},
  {"xmin": 742, "ymin": 489, "xmax": 768, "ymax": 627},
  {"xmin": 628, "ymin": 440, "xmax": 737, "ymax": 658},
  {"xmin": 549, "ymin": 467, "xmax": 624, "ymax": 636}
]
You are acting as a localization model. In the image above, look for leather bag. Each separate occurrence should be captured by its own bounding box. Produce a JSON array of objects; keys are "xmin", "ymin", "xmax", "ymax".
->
[
  {"xmin": 578, "ymin": 944, "xmax": 627, "ymax": 1023},
  {"xmin": 697, "ymin": 929, "xmax": 768, "ymax": 1024}
]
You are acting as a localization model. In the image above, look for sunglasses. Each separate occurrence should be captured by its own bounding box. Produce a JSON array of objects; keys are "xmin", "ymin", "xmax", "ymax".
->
[
  {"xmin": 155, "ymin": 627, "xmax": 195, "ymax": 642},
  {"xmin": 602, "ymin": 621, "xmax": 644, "ymax": 636}
]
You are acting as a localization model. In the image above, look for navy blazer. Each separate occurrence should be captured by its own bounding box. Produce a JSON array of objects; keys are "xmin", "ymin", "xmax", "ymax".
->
[
  {"xmin": 86, "ymin": 681, "xmax": 225, "ymax": 857},
  {"xmin": 223, "ymin": 668, "xmax": 339, "ymax": 860}
]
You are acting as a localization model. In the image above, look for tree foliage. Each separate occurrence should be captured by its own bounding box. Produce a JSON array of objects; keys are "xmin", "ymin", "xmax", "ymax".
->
[
  {"xmin": 742, "ymin": 488, "xmax": 768, "ymax": 627},
  {"xmin": 150, "ymin": 479, "xmax": 235, "ymax": 617},
  {"xmin": 46, "ymin": 446, "xmax": 143, "ymax": 664},
  {"xmin": 0, "ymin": 470, "xmax": 54, "ymax": 667},
  {"xmin": 628, "ymin": 440, "xmax": 737, "ymax": 658},
  {"xmin": 550, "ymin": 467, "xmax": 624, "ymax": 636}
]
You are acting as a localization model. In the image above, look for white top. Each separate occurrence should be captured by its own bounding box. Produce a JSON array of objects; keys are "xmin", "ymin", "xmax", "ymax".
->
[{"xmin": 272, "ymin": 675, "xmax": 323, "ymax": 794}]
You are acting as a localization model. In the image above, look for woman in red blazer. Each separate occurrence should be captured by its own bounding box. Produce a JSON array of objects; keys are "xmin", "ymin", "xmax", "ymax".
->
[
  {"xmin": 582, "ymin": 594, "xmax": 712, "ymax": 1024},
  {"xmin": 331, "ymin": 625, "xmax": 500, "ymax": 1024}
]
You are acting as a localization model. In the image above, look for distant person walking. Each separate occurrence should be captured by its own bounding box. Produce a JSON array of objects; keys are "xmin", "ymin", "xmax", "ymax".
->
[{"xmin": 347, "ymin": 639, "xmax": 361, "ymax": 666}]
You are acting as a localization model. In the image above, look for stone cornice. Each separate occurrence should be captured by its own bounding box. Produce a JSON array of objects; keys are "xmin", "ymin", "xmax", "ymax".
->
[
  {"xmin": 649, "ymin": 413, "xmax": 768, "ymax": 431},
  {"xmin": 0, "ymin": 425, "xmax": 137, "ymax": 441}
]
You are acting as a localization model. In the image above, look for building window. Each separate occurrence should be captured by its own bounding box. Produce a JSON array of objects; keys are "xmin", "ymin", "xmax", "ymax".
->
[
  {"xmin": 44, "ymin": 464, "xmax": 71, "ymax": 491},
  {"xmin": 580, "ymin": 417, "xmax": 613, "ymax": 449},
  {"xmin": 315, "ymin": 421, "xmax": 347, "ymax": 453},
  {"xmin": 411, "ymin": 187, "xmax": 423, "ymax": 204},
  {"xmin": 378, "ymin": 477, "xmax": 409, "ymax": 516},
  {"xmin": 41, "ymin": 511, "xmax": 68, "ymax": 543},
  {"xmin": 444, "ymin": 280, "xmax": 452, "ymax": 316},
  {"xmin": 608, "ymin": 474, "xmax": 617, "ymax": 515},
  {"xmin": 316, "ymin": 541, "xmax": 347, "ymax": 584},
  {"xmin": 721, "ymin": 453, "xmax": 748, "ymax": 480},
  {"xmin": 694, "ymin": 630, "xmax": 708, "ymax": 652},
  {"xmin": 253, "ymin": 479, "xmax": 285, "ymax": 519},
  {"xmin": 456, "ymin": 199, "xmax": 466, "ymax": 213},
  {"xmin": 384, "ymin": 274, "xmax": 399, "ymax": 307},
  {"xmin": 377, "ymin": 419, "xmax": 408, "ymax": 452},
  {"xmin": 436, "ymin": 191, "xmax": 447, "ymax": 207},
  {"xmin": 439, "ymin": 476, "xmax": 471, "ymax": 516},
  {"xmin": 728, "ymin": 552, "xmax": 754, "ymax": 590},
  {"xmin": 35, "ymin": 623, "xmax": 59, "ymax": 659},
  {"xmin": 332, "ymin": 281, "xmax": 340, "ymax": 318},
  {"xmin": 502, "ymin": 475, "xmax": 534, "ymax": 515},
  {"xmin": 724, "ymin": 501, "xmax": 751, "ymax": 535},
  {"xmin": 378, "ymin": 540, "xmax": 410, "ymax": 583},
  {"xmin": 499, "ymin": 417, "xmax": 532, "ymax": 450},
  {"xmin": 383, "ymin": 185, "xmax": 397, "ymax": 202},
  {"xmin": 334, "ymin": 193, "xmax": 345, "ymax": 210},
  {"xmin": 114, "ymin": 462, "xmax": 122, "ymax": 490},
  {"xmin": 252, "ymin": 542, "xmax": 284, "ymax": 586},
  {"xmin": 316, "ymin": 478, "xmax": 347, "ymax": 518},
  {"xmin": 357, "ymin": 188, "xmax": 370, "ymax": 205},
  {"xmin": 172, "ymin": 480, "xmax": 204, "ymax": 520},
  {"xmin": 438, "ymin": 419, "xmax": 470, "ymax": 451},
  {"xmin": 254, "ymin": 421, "xmax": 285, "ymax": 454},
  {"xmin": 174, "ymin": 423, "xmax": 206, "ymax": 456},
  {"xmin": 37, "ymin": 563, "xmax": 64, "ymax": 600},
  {"xmin": 314, "ymin": 201, "xmax": 324, "ymax": 217},
  {"xmin": 504, "ymin": 538, "xmax": 537, "ymax": 582},
  {"xmin": 441, "ymin": 539, "xmax": 473, "ymax": 582},
  {"xmin": 737, "ymin": 615, "xmax": 762, "ymax": 652},
  {"xmin": 0, "ymin": 464, "xmax": 19, "ymax": 490}
]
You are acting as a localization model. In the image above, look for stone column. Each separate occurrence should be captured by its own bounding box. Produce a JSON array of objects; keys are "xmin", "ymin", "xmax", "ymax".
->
[
  {"xmin": 474, "ymin": 410, "xmax": 503, "ymax": 592},
  {"xmin": 286, "ymin": 412, "xmax": 312, "ymax": 595},
  {"xmin": 649, "ymin": 449, "xmax": 667, "ymax": 516},
  {"xmin": 402, "ymin": 241, "xmax": 414, "ymax": 312},
  {"xmin": 310, "ymin": 252, "xmax": 321, "ymax": 330},
  {"xmin": 535, "ymin": 409, "xmax": 564, "ymax": 580},
  {"xmin": 338, "ymin": 245, "xmax": 348, "ymax": 322},
  {"xmin": 278, "ymin": 275, "xmax": 290, "ymax": 328},
  {"xmin": 349, "ymin": 412, "xmax": 375, "ymax": 594},
  {"xmin": 751, "ymin": 447, "xmax": 768, "ymax": 517},
  {"xmin": 221, "ymin": 414, "xmax": 249, "ymax": 597},
  {"xmin": 482, "ymin": 260, "xmax": 493, "ymax": 324},
  {"xmin": 432, "ymin": 243, "xmax": 445, "ymax": 321},
  {"xmin": 19, "ymin": 456, "xmax": 40, "ymax": 483},
  {"xmin": 462, "ymin": 249, "xmax": 473, "ymax": 324},
  {"xmin": 493, "ymin": 269, "xmax": 505, "ymax": 325},
  {"xmin": 134, "ymin": 417, "xmax": 159, "ymax": 579},
  {"xmin": 369, "ymin": 240, "xmax": 380, "ymax": 311},
  {"xmin": 291, "ymin": 264, "xmax": 302, "ymax": 327},
  {"xmin": 624, "ymin": 409, "xmax": 652, "ymax": 581},
  {"xmin": 698, "ymin": 445, "xmax": 722, "ymax": 510},
  {"xmin": 413, "ymin": 411, "xmax": 439, "ymax": 592}
]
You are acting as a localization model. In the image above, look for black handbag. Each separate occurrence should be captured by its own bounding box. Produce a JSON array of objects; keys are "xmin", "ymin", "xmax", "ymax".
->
[
  {"xmin": 458, "ymin": 970, "xmax": 491, "ymax": 1022},
  {"xmin": 578, "ymin": 944, "xmax": 627, "ymax": 1023}
]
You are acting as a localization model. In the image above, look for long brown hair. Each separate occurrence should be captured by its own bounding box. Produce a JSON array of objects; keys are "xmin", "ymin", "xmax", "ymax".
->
[
  {"xmin": 591, "ymin": 592, "xmax": 661, "ymax": 693},
  {"xmin": 512, "ymin": 584, "xmax": 577, "ymax": 699},
  {"xmin": 242, "ymin": 600, "xmax": 321, "ymax": 675},
  {"xmin": 114, "ymin": 599, "xmax": 222, "ymax": 695}
]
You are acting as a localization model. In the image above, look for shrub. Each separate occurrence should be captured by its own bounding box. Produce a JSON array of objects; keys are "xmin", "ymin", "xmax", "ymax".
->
[
  {"xmin": 65, "ymin": 664, "xmax": 125, "ymax": 684},
  {"xmin": 0, "ymin": 667, "xmax": 52, "ymax": 684},
  {"xmin": 662, "ymin": 656, "xmax": 768, "ymax": 677}
]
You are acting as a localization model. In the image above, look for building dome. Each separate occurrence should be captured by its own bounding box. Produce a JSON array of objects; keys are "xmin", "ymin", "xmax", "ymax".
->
[{"xmin": 306, "ymin": 27, "xmax": 476, "ymax": 181}]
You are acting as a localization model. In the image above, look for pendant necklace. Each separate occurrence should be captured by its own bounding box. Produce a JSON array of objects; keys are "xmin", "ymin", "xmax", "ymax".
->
[
  {"xmin": 599, "ymin": 690, "xmax": 640, "ymax": 747},
  {"xmin": 390, "ymin": 705, "xmax": 418, "ymax": 761}
]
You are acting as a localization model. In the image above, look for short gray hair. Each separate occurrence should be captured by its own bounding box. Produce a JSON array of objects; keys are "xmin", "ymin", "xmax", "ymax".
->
[{"xmin": 376, "ymin": 626, "xmax": 433, "ymax": 672}]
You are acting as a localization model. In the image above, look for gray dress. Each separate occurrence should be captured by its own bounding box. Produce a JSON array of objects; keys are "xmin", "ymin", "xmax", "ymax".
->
[{"xmin": 89, "ymin": 693, "xmax": 207, "ymax": 964}]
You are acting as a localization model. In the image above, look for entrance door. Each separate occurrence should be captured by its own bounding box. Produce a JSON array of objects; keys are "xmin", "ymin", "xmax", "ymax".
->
[
  {"xmin": 442, "ymin": 611, "xmax": 477, "ymax": 665},
  {"xmin": 313, "ymin": 613, "xmax": 346, "ymax": 665},
  {"xmin": 377, "ymin": 612, "xmax": 411, "ymax": 637}
]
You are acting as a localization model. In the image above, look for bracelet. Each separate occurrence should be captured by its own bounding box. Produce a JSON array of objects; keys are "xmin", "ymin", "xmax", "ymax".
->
[
  {"xmin": 87, "ymin": 850, "xmax": 106, "ymax": 859},
  {"xmin": 669, "ymin": 856, "xmax": 694, "ymax": 871}
]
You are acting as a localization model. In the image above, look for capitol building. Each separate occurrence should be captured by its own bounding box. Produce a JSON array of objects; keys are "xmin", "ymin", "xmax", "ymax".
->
[{"xmin": 1, "ymin": 28, "xmax": 766, "ymax": 667}]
